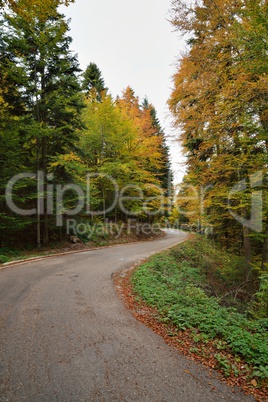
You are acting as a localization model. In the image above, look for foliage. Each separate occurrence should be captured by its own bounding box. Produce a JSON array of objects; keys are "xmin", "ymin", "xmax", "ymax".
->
[
  {"xmin": 0, "ymin": 1, "xmax": 173, "ymax": 248},
  {"xmin": 79, "ymin": 87, "xmax": 171, "ymax": 221},
  {"xmin": 0, "ymin": 0, "xmax": 85, "ymax": 246},
  {"xmin": 132, "ymin": 237, "xmax": 268, "ymax": 379},
  {"xmin": 248, "ymin": 273, "xmax": 268, "ymax": 319},
  {"xmin": 0, "ymin": 254, "xmax": 9, "ymax": 264},
  {"xmin": 82, "ymin": 62, "xmax": 107, "ymax": 101},
  {"xmin": 169, "ymin": 0, "xmax": 268, "ymax": 270}
]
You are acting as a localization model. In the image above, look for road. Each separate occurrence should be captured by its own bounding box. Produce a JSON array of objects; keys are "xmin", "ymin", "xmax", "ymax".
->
[{"xmin": 0, "ymin": 230, "xmax": 254, "ymax": 401}]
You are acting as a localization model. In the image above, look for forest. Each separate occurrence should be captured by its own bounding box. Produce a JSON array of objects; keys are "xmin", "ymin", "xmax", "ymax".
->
[
  {"xmin": 0, "ymin": 0, "xmax": 267, "ymax": 396},
  {"xmin": 130, "ymin": 1, "xmax": 268, "ymax": 394},
  {"xmin": 0, "ymin": 0, "xmax": 172, "ymax": 249},
  {"xmin": 169, "ymin": 0, "xmax": 267, "ymax": 275},
  {"xmin": 0, "ymin": 1, "xmax": 267, "ymax": 308}
]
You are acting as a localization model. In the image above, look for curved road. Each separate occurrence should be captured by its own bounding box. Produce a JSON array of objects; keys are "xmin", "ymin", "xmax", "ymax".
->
[{"xmin": 0, "ymin": 231, "xmax": 254, "ymax": 401}]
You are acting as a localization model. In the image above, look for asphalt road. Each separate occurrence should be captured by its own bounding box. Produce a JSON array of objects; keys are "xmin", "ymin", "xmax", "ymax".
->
[{"xmin": 0, "ymin": 230, "xmax": 255, "ymax": 402}]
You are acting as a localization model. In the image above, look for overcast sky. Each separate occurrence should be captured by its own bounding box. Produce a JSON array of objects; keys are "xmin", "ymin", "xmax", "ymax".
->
[{"xmin": 60, "ymin": 0, "xmax": 186, "ymax": 183}]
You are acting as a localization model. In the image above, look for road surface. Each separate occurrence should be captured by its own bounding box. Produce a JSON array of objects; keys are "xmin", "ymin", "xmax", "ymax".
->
[{"xmin": 0, "ymin": 230, "xmax": 254, "ymax": 401}]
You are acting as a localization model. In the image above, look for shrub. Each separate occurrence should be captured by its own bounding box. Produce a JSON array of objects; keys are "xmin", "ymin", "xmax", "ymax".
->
[{"xmin": 132, "ymin": 238, "xmax": 268, "ymax": 380}]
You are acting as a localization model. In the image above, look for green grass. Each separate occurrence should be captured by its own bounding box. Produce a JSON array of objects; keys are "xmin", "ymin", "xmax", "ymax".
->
[
  {"xmin": 0, "ymin": 247, "xmax": 52, "ymax": 264},
  {"xmin": 132, "ymin": 236, "xmax": 268, "ymax": 381}
]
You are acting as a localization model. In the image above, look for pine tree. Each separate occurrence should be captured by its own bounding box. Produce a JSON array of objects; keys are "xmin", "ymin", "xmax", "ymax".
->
[
  {"xmin": 82, "ymin": 62, "xmax": 107, "ymax": 101},
  {"xmin": 142, "ymin": 98, "xmax": 173, "ymax": 195},
  {"xmin": 1, "ymin": 2, "xmax": 84, "ymax": 246}
]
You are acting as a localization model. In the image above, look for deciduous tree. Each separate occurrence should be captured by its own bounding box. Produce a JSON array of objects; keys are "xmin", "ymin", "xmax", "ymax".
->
[{"xmin": 169, "ymin": 0, "xmax": 267, "ymax": 271}]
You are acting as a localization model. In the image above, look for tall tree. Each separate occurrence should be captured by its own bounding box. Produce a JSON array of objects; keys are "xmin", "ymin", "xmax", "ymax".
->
[
  {"xmin": 169, "ymin": 0, "xmax": 267, "ymax": 270},
  {"xmin": 116, "ymin": 87, "xmax": 163, "ymax": 171},
  {"xmin": 141, "ymin": 98, "xmax": 173, "ymax": 195},
  {"xmin": 116, "ymin": 88, "xmax": 167, "ymax": 219},
  {"xmin": 80, "ymin": 87, "xmax": 169, "ymax": 221},
  {"xmin": 1, "ymin": 1, "xmax": 84, "ymax": 246},
  {"xmin": 82, "ymin": 62, "xmax": 107, "ymax": 101}
]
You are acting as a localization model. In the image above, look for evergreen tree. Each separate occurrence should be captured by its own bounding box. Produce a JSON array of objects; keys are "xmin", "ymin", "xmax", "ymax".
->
[
  {"xmin": 0, "ymin": 2, "xmax": 84, "ymax": 246},
  {"xmin": 82, "ymin": 62, "xmax": 107, "ymax": 101},
  {"xmin": 142, "ymin": 98, "xmax": 173, "ymax": 195}
]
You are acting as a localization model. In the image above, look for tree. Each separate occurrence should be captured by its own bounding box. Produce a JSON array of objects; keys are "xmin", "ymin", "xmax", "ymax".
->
[
  {"xmin": 0, "ymin": 0, "xmax": 75, "ymax": 16},
  {"xmin": 116, "ymin": 88, "xmax": 168, "ymax": 220},
  {"xmin": 141, "ymin": 98, "xmax": 173, "ymax": 194},
  {"xmin": 1, "ymin": 1, "xmax": 84, "ymax": 246},
  {"xmin": 80, "ymin": 87, "xmax": 170, "ymax": 222},
  {"xmin": 116, "ymin": 87, "xmax": 163, "ymax": 174},
  {"xmin": 169, "ymin": 0, "xmax": 267, "ymax": 271},
  {"xmin": 82, "ymin": 62, "xmax": 107, "ymax": 101}
]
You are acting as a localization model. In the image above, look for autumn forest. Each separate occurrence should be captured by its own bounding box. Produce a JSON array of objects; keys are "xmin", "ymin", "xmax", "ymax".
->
[
  {"xmin": 0, "ymin": 0, "xmax": 172, "ymax": 248},
  {"xmin": 0, "ymin": 1, "xmax": 268, "ymax": 310}
]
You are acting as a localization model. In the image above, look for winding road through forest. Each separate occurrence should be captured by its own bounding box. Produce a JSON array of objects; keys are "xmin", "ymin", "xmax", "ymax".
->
[{"xmin": 0, "ymin": 230, "xmax": 254, "ymax": 401}]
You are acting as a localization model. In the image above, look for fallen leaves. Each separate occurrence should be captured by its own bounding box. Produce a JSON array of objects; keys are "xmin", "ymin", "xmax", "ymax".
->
[{"xmin": 114, "ymin": 268, "xmax": 268, "ymax": 402}]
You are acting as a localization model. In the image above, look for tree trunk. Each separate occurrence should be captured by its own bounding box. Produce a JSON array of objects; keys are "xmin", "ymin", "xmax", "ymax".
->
[
  {"xmin": 42, "ymin": 137, "xmax": 49, "ymax": 245},
  {"xmin": 102, "ymin": 185, "xmax": 106, "ymax": 221},
  {"xmin": 37, "ymin": 140, "xmax": 41, "ymax": 248},
  {"xmin": 262, "ymin": 220, "xmax": 268, "ymax": 271},
  {"xmin": 243, "ymin": 225, "xmax": 252, "ymax": 279}
]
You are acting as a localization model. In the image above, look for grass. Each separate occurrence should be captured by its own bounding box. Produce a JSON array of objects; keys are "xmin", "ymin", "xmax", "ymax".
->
[
  {"xmin": 131, "ymin": 236, "xmax": 268, "ymax": 387},
  {"xmin": 0, "ymin": 246, "xmax": 59, "ymax": 264}
]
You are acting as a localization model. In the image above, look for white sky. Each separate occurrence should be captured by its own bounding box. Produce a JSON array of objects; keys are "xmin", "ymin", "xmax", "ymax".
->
[{"xmin": 60, "ymin": 0, "xmax": 186, "ymax": 183}]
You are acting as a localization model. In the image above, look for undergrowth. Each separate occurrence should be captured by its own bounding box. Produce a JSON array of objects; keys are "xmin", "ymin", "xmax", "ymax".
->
[{"xmin": 131, "ymin": 236, "xmax": 268, "ymax": 385}]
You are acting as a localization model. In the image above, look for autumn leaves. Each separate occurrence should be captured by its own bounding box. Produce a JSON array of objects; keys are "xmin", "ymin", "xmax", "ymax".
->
[{"xmin": 169, "ymin": 0, "xmax": 268, "ymax": 267}]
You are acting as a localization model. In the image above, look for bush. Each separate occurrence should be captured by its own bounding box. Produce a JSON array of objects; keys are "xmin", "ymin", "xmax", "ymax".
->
[
  {"xmin": 0, "ymin": 255, "xmax": 9, "ymax": 264},
  {"xmin": 132, "ymin": 237, "xmax": 268, "ymax": 380}
]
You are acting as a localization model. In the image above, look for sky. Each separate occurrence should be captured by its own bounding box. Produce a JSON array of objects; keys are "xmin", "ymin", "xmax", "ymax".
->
[{"xmin": 60, "ymin": 0, "xmax": 186, "ymax": 183}]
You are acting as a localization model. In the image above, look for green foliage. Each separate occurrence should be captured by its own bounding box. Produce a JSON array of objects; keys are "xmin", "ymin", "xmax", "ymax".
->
[
  {"xmin": 82, "ymin": 62, "xmax": 107, "ymax": 101},
  {"xmin": 0, "ymin": 255, "xmax": 9, "ymax": 264},
  {"xmin": 248, "ymin": 273, "xmax": 268, "ymax": 319},
  {"xmin": 0, "ymin": 2, "xmax": 84, "ymax": 246},
  {"xmin": 73, "ymin": 222, "xmax": 110, "ymax": 244},
  {"xmin": 132, "ymin": 237, "xmax": 268, "ymax": 379},
  {"xmin": 215, "ymin": 354, "xmax": 239, "ymax": 378},
  {"xmin": 0, "ymin": 2, "xmax": 172, "ymax": 249}
]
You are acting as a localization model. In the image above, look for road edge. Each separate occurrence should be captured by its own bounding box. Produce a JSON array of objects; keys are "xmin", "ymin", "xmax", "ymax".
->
[{"xmin": 0, "ymin": 231, "xmax": 169, "ymax": 270}]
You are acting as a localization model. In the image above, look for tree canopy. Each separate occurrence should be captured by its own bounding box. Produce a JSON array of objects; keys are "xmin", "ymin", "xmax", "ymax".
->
[
  {"xmin": 169, "ymin": 0, "xmax": 268, "ymax": 270},
  {"xmin": 0, "ymin": 2, "xmax": 173, "ymax": 247}
]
